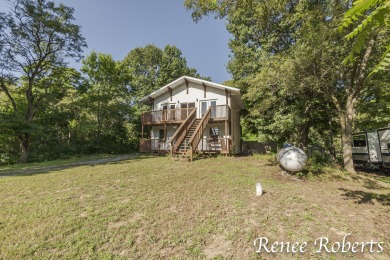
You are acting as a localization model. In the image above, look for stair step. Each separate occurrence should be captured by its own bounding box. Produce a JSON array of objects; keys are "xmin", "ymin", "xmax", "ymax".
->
[{"xmin": 175, "ymin": 117, "xmax": 206, "ymax": 154}]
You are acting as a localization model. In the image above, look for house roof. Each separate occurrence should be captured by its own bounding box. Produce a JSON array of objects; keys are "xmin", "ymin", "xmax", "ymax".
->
[{"xmin": 139, "ymin": 76, "xmax": 244, "ymax": 109}]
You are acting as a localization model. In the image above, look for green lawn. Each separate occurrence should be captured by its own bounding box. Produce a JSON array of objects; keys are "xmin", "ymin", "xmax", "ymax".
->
[
  {"xmin": 0, "ymin": 155, "xmax": 389, "ymax": 259},
  {"xmin": 0, "ymin": 154, "xmax": 114, "ymax": 173}
]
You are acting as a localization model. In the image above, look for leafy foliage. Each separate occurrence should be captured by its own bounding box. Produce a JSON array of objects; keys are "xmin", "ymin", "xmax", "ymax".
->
[
  {"xmin": 186, "ymin": 0, "xmax": 389, "ymax": 173},
  {"xmin": 0, "ymin": 0, "xmax": 87, "ymax": 163},
  {"xmin": 0, "ymin": 43, "xmax": 209, "ymax": 164},
  {"xmin": 123, "ymin": 44, "xmax": 208, "ymax": 101},
  {"xmin": 340, "ymin": 0, "xmax": 390, "ymax": 73},
  {"xmin": 355, "ymin": 74, "xmax": 390, "ymax": 130},
  {"xmin": 79, "ymin": 51, "xmax": 135, "ymax": 153}
]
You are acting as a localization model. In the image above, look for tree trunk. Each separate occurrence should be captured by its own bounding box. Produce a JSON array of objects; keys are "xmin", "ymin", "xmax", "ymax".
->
[
  {"xmin": 96, "ymin": 88, "xmax": 101, "ymax": 148},
  {"xmin": 19, "ymin": 134, "xmax": 30, "ymax": 164},
  {"xmin": 340, "ymin": 98, "xmax": 356, "ymax": 173},
  {"xmin": 19, "ymin": 83, "xmax": 35, "ymax": 164},
  {"xmin": 331, "ymin": 36, "xmax": 375, "ymax": 173},
  {"xmin": 298, "ymin": 122, "xmax": 309, "ymax": 149},
  {"xmin": 68, "ymin": 124, "xmax": 71, "ymax": 145},
  {"xmin": 328, "ymin": 116, "xmax": 336, "ymax": 159}
]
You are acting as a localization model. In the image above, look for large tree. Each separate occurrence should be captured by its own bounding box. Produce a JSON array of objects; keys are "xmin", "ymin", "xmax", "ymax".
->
[
  {"xmin": 185, "ymin": 0, "xmax": 388, "ymax": 173},
  {"xmin": 122, "ymin": 44, "xmax": 163, "ymax": 101},
  {"xmin": 0, "ymin": 0, "xmax": 87, "ymax": 163},
  {"xmin": 80, "ymin": 51, "xmax": 133, "ymax": 152},
  {"xmin": 122, "ymin": 44, "xmax": 209, "ymax": 101}
]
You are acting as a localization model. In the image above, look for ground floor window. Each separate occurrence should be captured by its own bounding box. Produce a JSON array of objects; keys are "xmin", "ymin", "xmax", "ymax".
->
[
  {"xmin": 159, "ymin": 129, "xmax": 164, "ymax": 140},
  {"xmin": 210, "ymin": 127, "xmax": 219, "ymax": 137}
]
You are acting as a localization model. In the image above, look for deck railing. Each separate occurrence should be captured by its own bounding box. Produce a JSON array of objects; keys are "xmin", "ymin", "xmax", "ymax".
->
[
  {"xmin": 188, "ymin": 106, "xmax": 212, "ymax": 161},
  {"xmin": 197, "ymin": 137, "xmax": 231, "ymax": 153},
  {"xmin": 141, "ymin": 136, "xmax": 231, "ymax": 154},
  {"xmin": 139, "ymin": 139, "xmax": 151, "ymax": 153},
  {"xmin": 142, "ymin": 108, "xmax": 196, "ymax": 124},
  {"xmin": 210, "ymin": 105, "xmax": 230, "ymax": 119},
  {"xmin": 169, "ymin": 108, "xmax": 197, "ymax": 154},
  {"xmin": 139, "ymin": 138, "xmax": 169, "ymax": 153}
]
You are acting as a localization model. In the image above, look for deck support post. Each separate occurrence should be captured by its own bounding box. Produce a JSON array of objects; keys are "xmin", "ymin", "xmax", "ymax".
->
[
  {"xmin": 164, "ymin": 124, "xmax": 167, "ymax": 150},
  {"xmin": 225, "ymin": 120, "xmax": 229, "ymax": 154},
  {"xmin": 225, "ymin": 89, "xmax": 230, "ymax": 118}
]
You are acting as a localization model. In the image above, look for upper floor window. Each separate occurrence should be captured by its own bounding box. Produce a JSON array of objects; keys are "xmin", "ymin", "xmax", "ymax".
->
[{"xmin": 201, "ymin": 100, "xmax": 217, "ymax": 117}]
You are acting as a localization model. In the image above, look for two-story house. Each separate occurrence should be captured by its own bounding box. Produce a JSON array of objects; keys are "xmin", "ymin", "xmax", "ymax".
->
[{"xmin": 139, "ymin": 76, "xmax": 244, "ymax": 161}]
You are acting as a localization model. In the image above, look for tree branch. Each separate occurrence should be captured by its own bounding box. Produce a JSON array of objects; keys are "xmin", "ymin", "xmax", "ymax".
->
[
  {"xmin": 353, "ymin": 38, "xmax": 375, "ymax": 100},
  {"xmin": 0, "ymin": 77, "xmax": 18, "ymax": 112},
  {"xmin": 331, "ymin": 93, "xmax": 342, "ymax": 114}
]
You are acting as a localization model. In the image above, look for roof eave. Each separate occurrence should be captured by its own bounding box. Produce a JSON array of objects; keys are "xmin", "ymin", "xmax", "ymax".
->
[{"xmin": 138, "ymin": 76, "xmax": 242, "ymax": 104}]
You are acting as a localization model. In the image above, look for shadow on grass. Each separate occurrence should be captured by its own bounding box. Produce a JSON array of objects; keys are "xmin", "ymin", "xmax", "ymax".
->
[
  {"xmin": 339, "ymin": 188, "xmax": 390, "ymax": 206},
  {"xmin": 361, "ymin": 178, "xmax": 387, "ymax": 190},
  {"xmin": 0, "ymin": 154, "xmax": 156, "ymax": 178},
  {"xmin": 349, "ymin": 174, "xmax": 389, "ymax": 190},
  {"xmin": 193, "ymin": 154, "xmax": 220, "ymax": 161},
  {"xmin": 264, "ymin": 163, "xmax": 278, "ymax": 167}
]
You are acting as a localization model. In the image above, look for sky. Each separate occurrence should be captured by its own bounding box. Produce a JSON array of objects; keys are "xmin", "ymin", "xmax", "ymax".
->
[{"xmin": 0, "ymin": 0, "xmax": 232, "ymax": 83}]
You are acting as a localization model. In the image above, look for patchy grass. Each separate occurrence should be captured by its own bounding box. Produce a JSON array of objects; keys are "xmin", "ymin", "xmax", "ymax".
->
[
  {"xmin": 0, "ymin": 154, "xmax": 115, "ymax": 173},
  {"xmin": 0, "ymin": 155, "xmax": 389, "ymax": 259}
]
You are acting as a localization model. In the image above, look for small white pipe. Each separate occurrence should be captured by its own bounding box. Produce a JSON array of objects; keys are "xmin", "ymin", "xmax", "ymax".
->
[{"xmin": 256, "ymin": 183, "xmax": 262, "ymax": 196}]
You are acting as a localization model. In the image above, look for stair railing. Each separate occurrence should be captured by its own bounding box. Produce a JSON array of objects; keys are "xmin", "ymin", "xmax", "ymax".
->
[
  {"xmin": 169, "ymin": 108, "xmax": 197, "ymax": 154},
  {"xmin": 188, "ymin": 106, "xmax": 212, "ymax": 161}
]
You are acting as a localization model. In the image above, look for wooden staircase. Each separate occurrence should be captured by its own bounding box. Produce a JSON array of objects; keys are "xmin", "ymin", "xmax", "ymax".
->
[
  {"xmin": 176, "ymin": 119, "xmax": 201, "ymax": 157},
  {"xmin": 170, "ymin": 106, "xmax": 212, "ymax": 161}
]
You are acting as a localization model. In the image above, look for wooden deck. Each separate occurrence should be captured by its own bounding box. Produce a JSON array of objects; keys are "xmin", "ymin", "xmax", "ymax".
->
[
  {"xmin": 140, "ymin": 105, "xmax": 232, "ymax": 159},
  {"xmin": 141, "ymin": 105, "xmax": 231, "ymax": 125},
  {"xmin": 141, "ymin": 108, "xmax": 195, "ymax": 125}
]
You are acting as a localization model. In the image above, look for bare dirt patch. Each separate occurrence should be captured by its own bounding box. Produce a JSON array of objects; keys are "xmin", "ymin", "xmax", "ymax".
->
[{"xmin": 203, "ymin": 234, "xmax": 233, "ymax": 258}]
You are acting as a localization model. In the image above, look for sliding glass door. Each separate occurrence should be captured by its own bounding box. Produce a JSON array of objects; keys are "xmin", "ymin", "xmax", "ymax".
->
[{"xmin": 200, "ymin": 100, "xmax": 217, "ymax": 117}]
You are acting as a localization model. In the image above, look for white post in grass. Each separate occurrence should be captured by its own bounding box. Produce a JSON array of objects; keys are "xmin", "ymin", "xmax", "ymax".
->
[{"xmin": 256, "ymin": 183, "xmax": 262, "ymax": 196}]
